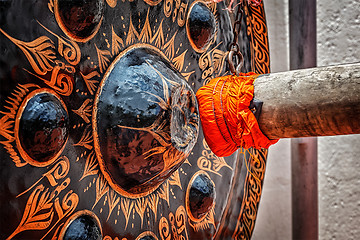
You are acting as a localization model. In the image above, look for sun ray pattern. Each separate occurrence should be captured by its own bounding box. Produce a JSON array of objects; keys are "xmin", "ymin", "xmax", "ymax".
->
[{"xmin": 0, "ymin": 1, "xmax": 270, "ymax": 238}]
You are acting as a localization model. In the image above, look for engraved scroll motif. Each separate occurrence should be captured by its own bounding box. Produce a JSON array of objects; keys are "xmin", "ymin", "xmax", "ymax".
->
[
  {"xmin": 0, "ymin": 1, "xmax": 271, "ymax": 239},
  {"xmin": 230, "ymin": 3, "xmax": 271, "ymax": 239},
  {"xmin": 0, "ymin": 22, "xmax": 80, "ymax": 96},
  {"xmin": 7, "ymin": 156, "xmax": 79, "ymax": 240},
  {"xmin": 245, "ymin": 3, "xmax": 270, "ymax": 74},
  {"xmin": 164, "ymin": 0, "xmax": 188, "ymax": 27},
  {"xmin": 198, "ymin": 43, "xmax": 227, "ymax": 85},
  {"xmin": 159, "ymin": 205, "xmax": 188, "ymax": 240},
  {"xmin": 197, "ymin": 139, "xmax": 232, "ymax": 176},
  {"xmin": 233, "ymin": 149, "xmax": 267, "ymax": 239},
  {"xmin": 0, "ymin": 84, "xmax": 40, "ymax": 167}
]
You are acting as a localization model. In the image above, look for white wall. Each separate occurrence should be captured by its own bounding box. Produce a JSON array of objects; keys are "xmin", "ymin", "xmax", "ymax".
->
[
  {"xmin": 252, "ymin": 0, "xmax": 360, "ymax": 239},
  {"xmin": 317, "ymin": 0, "xmax": 360, "ymax": 239}
]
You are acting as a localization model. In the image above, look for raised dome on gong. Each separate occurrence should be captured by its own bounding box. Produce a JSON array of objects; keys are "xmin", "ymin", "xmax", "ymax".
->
[
  {"xmin": 186, "ymin": 1, "xmax": 217, "ymax": 52},
  {"xmin": 93, "ymin": 45, "xmax": 199, "ymax": 198},
  {"xmin": 54, "ymin": 0, "xmax": 105, "ymax": 42},
  {"xmin": 17, "ymin": 90, "xmax": 69, "ymax": 167}
]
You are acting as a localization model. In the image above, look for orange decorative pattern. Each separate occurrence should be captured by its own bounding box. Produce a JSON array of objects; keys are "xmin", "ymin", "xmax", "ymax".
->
[
  {"xmin": 245, "ymin": 2, "xmax": 270, "ymax": 74},
  {"xmin": 233, "ymin": 2, "xmax": 271, "ymax": 239},
  {"xmin": 0, "ymin": 0, "xmax": 272, "ymax": 239}
]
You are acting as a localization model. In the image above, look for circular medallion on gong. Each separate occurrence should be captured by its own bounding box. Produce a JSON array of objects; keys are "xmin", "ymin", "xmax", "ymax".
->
[
  {"xmin": 15, "ymin": 89, "xmax": 69, "ymax": 167},
  {"xmin": 186, "ymin": 1, "xmax": 217, "ymax": 53},
  {"xmin": 0, "ymin": 1, "xmax": 270, "ymax": 239},
  {"xmin": 186, "ymin": 171, "xmax": 215, "ymax": 222},
  {"xmin": 54, "ymin": 0, "xmax": 105, "ymax": 42},
  {"xmin": 60, "ymin": 210, "xmax": 102, "ymax": 240},
  {"xmin": 93, "ymin": 44, "xmax": 199, "ymax": 198}
]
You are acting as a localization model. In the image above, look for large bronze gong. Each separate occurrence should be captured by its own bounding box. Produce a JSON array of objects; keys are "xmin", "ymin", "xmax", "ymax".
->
[{"xmin": 0, "ymin": 0, "xmax": 270, "ymax": 239}]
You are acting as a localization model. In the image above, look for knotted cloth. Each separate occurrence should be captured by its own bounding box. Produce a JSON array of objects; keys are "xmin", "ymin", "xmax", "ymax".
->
[{"xmin": 196, "ymin": 73, "xmax": 278, "ymax": 157}]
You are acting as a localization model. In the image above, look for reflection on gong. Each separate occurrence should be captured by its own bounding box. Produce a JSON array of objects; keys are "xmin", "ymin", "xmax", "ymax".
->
[
  {"xmin": 186, "ymin": 1, "xmax": 217, "ymax": 53},
  {"xmin": 93, "ymin": 45, "xmax": 199, "ymax": 198},
  {"xmin": 16, "ymin": 89, "xmax": 69, "ymax": 167},
  {"xmin": 60, "ymin": 210, "xmax": 102, "ymax": 240},
  {"xmin": 186, "ymin": 171, "xmax": 215, "ymax": 221},
  {"xmin": 0, "ymin": 0, "xmax": 271, "ymax": 238},
  {"xmin": 54, "ymin": 0, "xmax": 105, "ymax": 42}
]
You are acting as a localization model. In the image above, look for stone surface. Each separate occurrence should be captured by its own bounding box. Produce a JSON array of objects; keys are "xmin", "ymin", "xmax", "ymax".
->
[
  {"xmin": 318, "ymin": 135, "xmax": 360, "ymax": 240},
  {"xmin": 317, "ymin": 0, "xmax": 360, "ymax": 239}
]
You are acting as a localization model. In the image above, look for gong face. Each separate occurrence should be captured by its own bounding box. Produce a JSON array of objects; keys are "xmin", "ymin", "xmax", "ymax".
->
[{"xmin": 0, "ymin": 0, "xmax": 269, "ymax": 239}]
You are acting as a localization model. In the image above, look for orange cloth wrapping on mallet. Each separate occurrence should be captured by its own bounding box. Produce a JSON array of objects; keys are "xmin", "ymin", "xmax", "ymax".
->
[{"xmin": 196, "ymin": 73, "xmax": 278, "ymax": 157}]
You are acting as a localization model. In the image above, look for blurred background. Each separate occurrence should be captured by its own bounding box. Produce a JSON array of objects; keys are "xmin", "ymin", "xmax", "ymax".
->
[{"xmin": 252, "ymin": 0, "xmax": 360, "ymax": 239}]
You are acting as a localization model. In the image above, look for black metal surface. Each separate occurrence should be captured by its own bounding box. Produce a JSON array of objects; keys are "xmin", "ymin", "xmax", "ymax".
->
[
  {"xmin": 63, "ymin": 214, "xmax": 102, "ymax": 240},
  {"xmin": 139, "ymin": 236, "xmax": 157, "ymax": 240},
  {"xmin": 249, "ymin": 98, "xmax": 263, "ymax": 121},
  {"xmin": 186, "ymin": 1, "xmax": 216, "ymax": 52},
  {"xmin": 0, "ymin": 0, "xmax": 269, "ymax": 239},
  {"xmin": 55, "ymin": 0, "xmax": 105, "ymax": 41},
  {"xmin": 187, "ymin": 173, "xmax": 215, "ymax": 220},
  {"xmin": 94, "ymin": 46, "xmax": 199, "ymax": 197},
  {"xmin": 19, "ymin": 91, "xmax": 69, "ymax": 164}
]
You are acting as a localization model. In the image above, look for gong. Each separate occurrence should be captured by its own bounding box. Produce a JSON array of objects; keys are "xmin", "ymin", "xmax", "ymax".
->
[{"xmin": 0, "ymin": 0, "xmax": 270, "ymax": 239}]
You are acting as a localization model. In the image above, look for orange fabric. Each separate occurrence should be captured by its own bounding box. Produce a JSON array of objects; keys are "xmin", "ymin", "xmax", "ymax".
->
[{"xmin": 196, "ymin": 73, "xmax": 278, "ymax": 157}]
